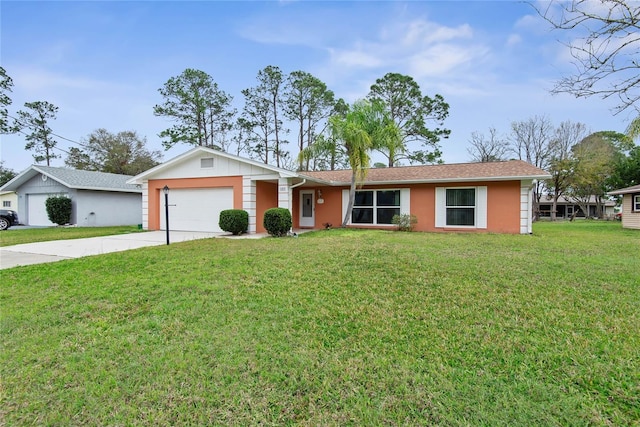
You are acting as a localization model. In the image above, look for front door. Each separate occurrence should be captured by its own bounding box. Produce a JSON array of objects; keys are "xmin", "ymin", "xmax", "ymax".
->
[{"xmin": 300, "ymin": 191, "xmax": 314, "ymax": 227}]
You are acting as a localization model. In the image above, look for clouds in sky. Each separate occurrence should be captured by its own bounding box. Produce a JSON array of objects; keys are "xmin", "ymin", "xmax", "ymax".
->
[{"xmin": 1, "ymin": 1, "xmax": 632, "ymax": 173}]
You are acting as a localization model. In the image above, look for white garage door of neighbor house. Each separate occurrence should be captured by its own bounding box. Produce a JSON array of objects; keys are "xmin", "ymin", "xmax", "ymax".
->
[
  {"xmin": 28, "ymin": 194, "xmax": 59, "ymax": 226},
  {"xmin": 159, "ymin": 187, "xmax": 234, "ymax": 232}
]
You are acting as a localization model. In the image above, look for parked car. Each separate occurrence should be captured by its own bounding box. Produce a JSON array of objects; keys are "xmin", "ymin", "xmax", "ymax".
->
[{"xmin": 0, "ymin": 209, "xmax": 19, "ymax": 230}]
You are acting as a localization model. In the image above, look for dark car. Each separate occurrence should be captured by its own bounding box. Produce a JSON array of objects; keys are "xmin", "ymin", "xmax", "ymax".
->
[{"xmin": 0, "ymin": 209, "xmax": 19, "ymax": 230}]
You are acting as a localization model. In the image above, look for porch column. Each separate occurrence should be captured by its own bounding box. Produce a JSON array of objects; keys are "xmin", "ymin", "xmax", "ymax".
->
[
  {"xmin": 278, "ymin": 178, "xmax": 290, "ymax": 211},
  {"xmin": 141, "ymin": 181, "xmax": 149, "ymax": 230},
  {"xmin": 243, "ymin": 177, "xmax": 257, "ymax": 233},
  {"xmin": 520, "ymin": 181, "xmax": 533, "ymax": 234}
]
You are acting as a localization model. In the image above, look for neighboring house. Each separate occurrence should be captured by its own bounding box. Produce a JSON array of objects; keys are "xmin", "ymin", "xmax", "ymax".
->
[
  {"xmin": 608, "ymin": 184, "xmax": 640, "ymax": 230},
  {"xmin": 0, "ymin": 166, "xmax": 142, "ymax": 226},
  {"xmin": 128, "ymin": 147, "xmax": 550, "ymax": 235},
  {"xmin": 0, "ymin": 191, "xmax": 18, "ymax": 212},
  {"xmin": 539, "ymin": 195, "xmax": 616, "ymax": 219}
]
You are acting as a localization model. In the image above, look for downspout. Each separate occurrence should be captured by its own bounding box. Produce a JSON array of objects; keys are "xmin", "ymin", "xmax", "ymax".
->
[{"xmin": 288, "ymin": 179, "xmax": 306, "ymax": 232}]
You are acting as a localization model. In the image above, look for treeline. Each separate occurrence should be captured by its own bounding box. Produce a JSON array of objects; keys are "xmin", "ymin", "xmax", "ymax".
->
[
  {"xmin": 152, "ymin": 67, "xmax": 450, "ymax": 171},
  {"xmin": 467, "ymin": 116, "xmax": 640, "ymax": 219},
  {"xmin": 0, "ymin": 65, "xmax": 450, "ymax": 175}
]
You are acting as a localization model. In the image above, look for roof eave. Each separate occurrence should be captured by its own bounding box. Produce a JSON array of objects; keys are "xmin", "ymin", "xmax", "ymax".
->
[
  {"xmin": 73, "ymin": 186, "xmax": 142, "ymax": 193},
  {"xmin": 307, "ymin": 174, "xmax": 551, "ymax": 187}
]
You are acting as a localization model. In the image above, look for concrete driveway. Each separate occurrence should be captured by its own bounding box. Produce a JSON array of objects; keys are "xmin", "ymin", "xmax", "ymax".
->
[{"xmin": 0, "ymin": 231, "xmax": 228, "ymax": 270}]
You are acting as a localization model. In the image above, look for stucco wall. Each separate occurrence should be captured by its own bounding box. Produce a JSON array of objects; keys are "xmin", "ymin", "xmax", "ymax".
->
[
  {"xmin": 293, "ymin": 180, "xmax": 524, "ymax": 234},
  {"xmin": 75, "ymin": 190, "xmax": 141, "ymax": 226},
  {"xmin": 256, "ymin": 181, "xmax": 278, "ymax": 233}
]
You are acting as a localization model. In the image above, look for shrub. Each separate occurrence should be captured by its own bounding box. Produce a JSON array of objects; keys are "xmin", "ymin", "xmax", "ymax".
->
[
  {"xmin": 45, "ymin": 196, "xmax": 72, "ymax": 225},
  {"xmin": 263, "ymin": 208, "xmax": 292, "ymax": 237},
  {"xmin": 219, "ymin": 209, "xmax": 249, "ymax": 235},
  {"xmin": 392, "ymin": 214, "xmax": 417, "ymax": 232}
]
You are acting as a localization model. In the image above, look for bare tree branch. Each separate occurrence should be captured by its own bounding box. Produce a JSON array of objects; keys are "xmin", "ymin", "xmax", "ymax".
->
[{"xmin": 534, "ymin": 0, "xmax": 640, "ymax": 114}]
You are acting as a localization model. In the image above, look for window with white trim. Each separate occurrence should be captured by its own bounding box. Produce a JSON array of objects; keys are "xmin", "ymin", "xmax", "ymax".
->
[
  {"xmin": 2, "ymin": 201, "xmax": 10, "ymax": 208},
  {"xmin": 352, "ymin": 190, "xmax": 401, "ymax": 225},
  {"xmin": 446, "ymin": 188, "xmax": 476, "ymax": 226},
  {"xmin": 435, "ymin": 186, "xmax": 487, "ymax": 229},
  {"xmin": 634, "ymin": 194, "xmax": 640, "ymax": 212}
]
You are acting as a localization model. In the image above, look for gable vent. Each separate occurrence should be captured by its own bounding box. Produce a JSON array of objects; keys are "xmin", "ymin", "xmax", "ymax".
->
[{"xmin": 200, "ymin": 157, "xmax": 214, "ymax": 168}]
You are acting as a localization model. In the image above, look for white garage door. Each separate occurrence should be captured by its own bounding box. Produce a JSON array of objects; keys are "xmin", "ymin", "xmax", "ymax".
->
[
  {"xmin": 28, "ymin": 194, "xmax": 58, "ymax": 226},
  {"xmin": 159, "ymin": 187, "xmax": 234, "ymax": 232}
]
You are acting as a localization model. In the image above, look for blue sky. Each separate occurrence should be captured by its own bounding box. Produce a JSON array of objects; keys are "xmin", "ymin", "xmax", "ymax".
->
[{"xmin": 1, "ymin": 0, "xmax": 634, "ymax": 173}]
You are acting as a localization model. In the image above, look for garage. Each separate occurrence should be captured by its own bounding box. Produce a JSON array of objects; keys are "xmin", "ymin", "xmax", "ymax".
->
[
  {"xmin": 27, "ymin": 193, "xmax": 59, "ymax": 226},
  {"xmin": 159, "ymin": 187, "xmax": 233, "ymax": 232}
]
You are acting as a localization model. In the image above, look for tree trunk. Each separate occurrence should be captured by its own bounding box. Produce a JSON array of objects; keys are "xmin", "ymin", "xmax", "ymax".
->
[
  {"xmin": 342, "ymin": 172, "xmax": 357, "ymax": 227},
  {"xmin": 551, "ymin": 194, "xmax": 558, "ymax": 221}
]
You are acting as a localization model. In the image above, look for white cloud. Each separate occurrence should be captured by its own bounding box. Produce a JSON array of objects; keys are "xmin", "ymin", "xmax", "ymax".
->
[
  {"xmin": 327, "ymin": 47, "xmax": 383, "ymax": 69},
  {"xmin": 408, "ymin": 44, "xmax": 488, "ymax": 79},
  {"xmin": 506, "ymin": 34, "xmax": 522, "ymax": 48}
]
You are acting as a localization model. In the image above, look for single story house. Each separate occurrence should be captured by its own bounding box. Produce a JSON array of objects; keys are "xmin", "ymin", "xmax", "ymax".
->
[
  {"xmin": 0, "ymin": 191, "xmax": 18, "ymax": 211},
  {"xmin": 0, "ymin": 165, "xmax": 142, "ymax": 226},
  {"xmin": 128, "ymin": 147, "xmax": 550, "ymax": 235},
  {"xmin": 608, "ymin": 184, "xmax": 640, "ymax": 230},
  {"xmin": 538, "ymin": 195, "xmax": 616, "ymax": 219}
]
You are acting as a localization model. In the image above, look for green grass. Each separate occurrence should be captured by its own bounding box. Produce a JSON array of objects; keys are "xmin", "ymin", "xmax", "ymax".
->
[
  {"xmin": 1, "ymin": 221, "xmax": 638, "ymax": 425},
  {"xmin": 0, "ymin": 225, "xmax": 144, "ymax": 247}
]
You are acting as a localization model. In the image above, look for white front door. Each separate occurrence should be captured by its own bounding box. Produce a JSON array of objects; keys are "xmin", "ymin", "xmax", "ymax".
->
[{"xmin": 299, "ymin": 191, "xmax": 314, "ymax": 227}]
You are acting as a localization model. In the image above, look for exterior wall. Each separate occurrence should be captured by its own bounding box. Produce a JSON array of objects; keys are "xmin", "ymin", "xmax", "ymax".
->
[
  {"xmin": 146, "ymin": 176, "xmax": 243, "ymax": 230},
  {"xmin": 0, "ymin": 192, "xmax": 18, "ymax": 211},
  {"xmin": 14, "ymin": 174, "xmax": 69, "ymax": 224},
  {"xmin": 158, "ymin": 154, "xmax": 280, "ymax": 179},
  {"xmin": 293, "ymin": 180, "xmax": 524, "ymax": 234},
  {"xmin": 11, "ymin": 174, "xmax": 140, "ymax": 226},
  {"xmin": 292, "ymin": 187, "xmax": 344, "ymax": 229},
  {"xmin": 256, "ymin": 181, "xmax": 278, "ymax": 233},
  {"xmin": 75, "ymin": 190, "xmax": 142, "ymax": 226},
  {"xmin": 621, "ymin": 193, "xmax": 640, "ymax": 230}
]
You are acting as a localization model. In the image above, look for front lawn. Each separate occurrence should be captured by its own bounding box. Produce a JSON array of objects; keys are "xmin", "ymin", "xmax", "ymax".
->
[
  {"xmin": 0, "ymin": 225, "xmax": 144, "ymax": 247},
  {"xmin": 1, "ymin": 221, "xmax": 638, "ymax": 425}
]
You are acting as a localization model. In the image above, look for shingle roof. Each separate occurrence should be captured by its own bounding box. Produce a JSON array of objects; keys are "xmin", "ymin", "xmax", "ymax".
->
[
  {"xmin": 299, "ymin": 160, "xmax": 550, "ymax": 185},
  {"xmin": 608, "ymin": 184, "xmax": 640, "ymax": 195},
  {"xmin": 0, "ymin": 165, "xmax": 141, "ymax": 193}
]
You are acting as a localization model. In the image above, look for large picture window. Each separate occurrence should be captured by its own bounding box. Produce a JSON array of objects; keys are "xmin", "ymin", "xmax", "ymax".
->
[
  {"xmin": 435, "ymin": 186, "xmax": 487, "ymax": 229},
  {"xmin": 352, "ymin": 190, "xmax": 400, "ymax": 224},
  {"xmin": 446, "ymin": 188, "xmax": 476, "ymax": 226}
]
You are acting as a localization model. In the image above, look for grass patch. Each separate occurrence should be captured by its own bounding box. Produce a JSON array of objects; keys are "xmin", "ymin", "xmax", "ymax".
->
[
  {"xmin": 0, "ymin": 225, "xmax": 144, "ymax": 247},
  {"xmin": 1, "ymin": 221, "xmax": 638, "ymax": 425}
]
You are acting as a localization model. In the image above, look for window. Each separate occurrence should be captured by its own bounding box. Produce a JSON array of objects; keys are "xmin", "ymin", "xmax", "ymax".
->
[
  {"xmin": 634, "ymin": 194, "xmax": 640, "ymax": 212},
  {"xmin": 2, "ymin": 201, "xmax": 10, "ymax": 208},
  {"xmin": 435, "ymin": 187, "xmax": 487, "ymax": 229},
  {"xmin": 352, "ymin": 190, "xmax": 401, "ymax": 225},
  {"xmin": 200, "ymin": 157, "xmax": 214, "ymax": 168},
  {"xmin": 446, "ymin": 188, "xmax": 475, "ymax": 226}
]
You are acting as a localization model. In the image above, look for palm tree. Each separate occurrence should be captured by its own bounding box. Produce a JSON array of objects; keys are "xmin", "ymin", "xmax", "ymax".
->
[
  {"xmin": 328, "ymin": 100, "xmax": 401, "ymax": 227},
  {"xmin": 626, "ymin": 115, "xmax": 640, "ymax": 142}
]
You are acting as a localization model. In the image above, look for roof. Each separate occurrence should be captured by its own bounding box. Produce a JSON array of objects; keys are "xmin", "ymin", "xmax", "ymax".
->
[
  {"xmin": 541, "ymin": 195, "xmax": 616, "ymax": 206},
  {"xmin": 0, "ymin": 165, "xmax": 142, "ymax": 193},
  {"xmin": 608, "ymin": 184, "xmax": 640, "ymax": 196},
  {"xmin": 299, "ymin": 160, "xmax": 550, "ymax": 185}
]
